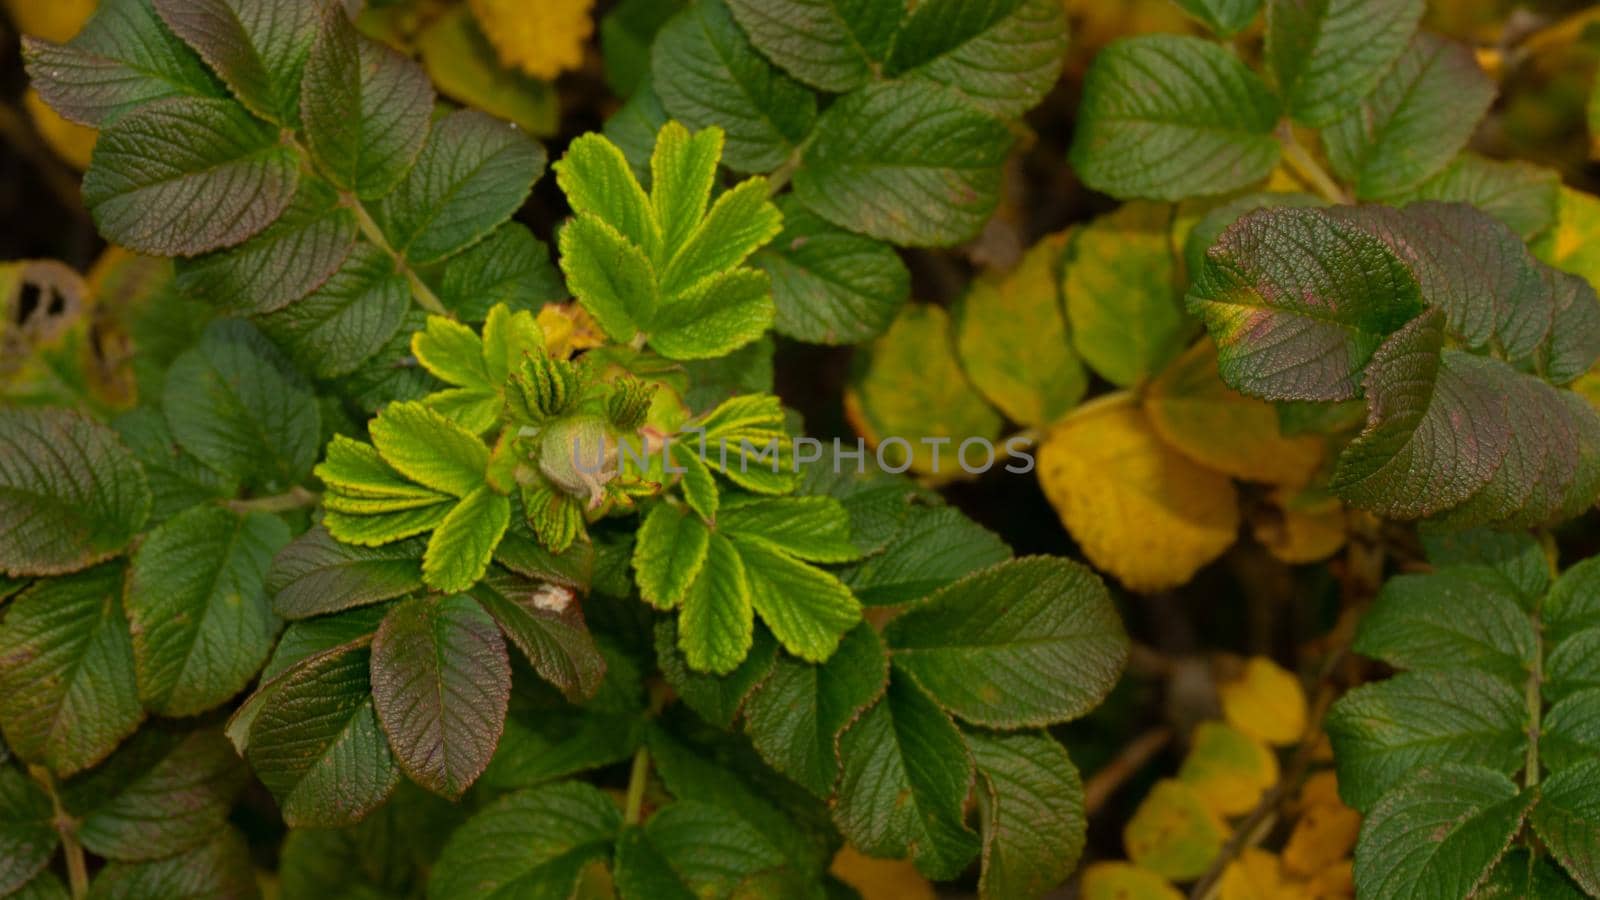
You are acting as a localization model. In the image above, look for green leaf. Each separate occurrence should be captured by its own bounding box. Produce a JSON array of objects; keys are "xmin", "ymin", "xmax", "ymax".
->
[
  {"xmin": 1069, "ymin": 35, "xmax": 1280, "ymax": 201},
  {"xmin": 1545, "ymin": 689, "xmax": 1600, "ymax": 774},
  {"xmin": 1419, "ymin": 528, "xmax": 1552, "ymax": 604},
  {"xmin": 437, "ymin": 223, "xmax": 566, "ymax": 322},
  {"xmin": 723, "ymin": 0, "xmax": 900, "ymax": 93},
  {"xmin": 606, "ymin": 77, "xmax": 671, "ymax": 181},
  {"xmin": 1546, "ymin": 556, "xmax": 1600, "ymax": 646},
  {"xmin": 659, "ymin": 179, "xmax": 782, "ymax": 299},
  {"xmin": 127, "ymin": 504, "xmax": 290, "ymax": 717},
  {"xmin": 376, "ymin": 109, "xmax": 546, "ymax": 266},
  {"xmin": 1180, "ymin": 191, "xmax": 1326, "ymax": 279},
  {"xmin": 843, "ymin": 506, "xmax": 1012, "ymax": 606},
  {"xmin": 757, "ymin": 196, "xmax": 909, "ymax": 345},
  {"xmin": 557, "ymin": 214, "xmax": 658, "ymax": 344},
  {"xmin": 423, "ymin": 486, "xmax": 512, "ymax": 593},
  {"xmin": 22, "ymin": 0, "xmax": 224, "ymax": 127},
  {"xmin": 1064, "ymin": 202, "xmax": 1191, "ymax": 387},
  {"xmin": 1326, "ymin": 669, "xmax": 1526, "ymax": 812},
  {"xmin": 846, "ymin": 304, "xmax": 1003, "ymax": 476},
  {"xmin": 689, "ymin": 393, "xmax": 799, "ymax": 494},
  {"xmin": 64, "ymin": 727, "xmax": 246, "ymax": 862},
  {"xmin": 484, "ymin": 706, "xmax": 641, "ymax": 793},
  {"xmin": 614, "ymin": 803, "xmax": 793, "ymax": 899},
  {"xmin": 1396, "ymin": 153, "xmax": 1561, "ymax": 241},
  {"xmin": 0, "ymin": 767, "xmax": 56, "ymax": 896},
  {"xmin": 742, "ymin": 622, "xmax": 887, "ymax": 797},
  {"xmin": 0, "ymin": 408, "xmax": 151, "ymax": 577},
  {"xmin": 794, "ymin": 80, "xmax": 1012, "ymax": 247},
  {"xmin": 85, "ymin": 827, "xmax": 258, "ymax": 900},
  {"xmin": 649, "ymin": 268, "xmax": 775, "ymax": 361},
  {"xmin": 1186, "ymin": 205, "xmax": 1424, "ymax": 402},
  {"xmin": 720, "ymin": 495, "xmax": 860, "ymax": 563},
  {"xmin": 886, "ymin": 557, "xmax": 1127, "ymax": 728},
  {"xmin": 1325, "ymin": 32, "xmax": 1496, "ymax": 199},
  {"xmin": 651, "ymin": 0, "xmax": 817, "ymax": 173},
  {"xmin": 258, "ymin": 243, "xmax": 411, "ymax": 379},
  {"xmin": 1533, "ymin": 757, "xmax": 1600, "ymax": 893},
  {"xmin": 300, "ymin": 6, "xmax": 433, "ymax": 199},
  {"xmin": 835, "ymin": 674, "xmax": 980, "ymax": 880},
  {"xmin": 632, "ymin": 503, "xmax": 711, "ymax": 609},
  {"xmin": 415, "ymin": 5, "xmax": 558, "ymax": 137},
  {"xmin": 1172, "ymin": 0, "xmax": 1263, "ymax": 34},
  {"xmin": 677, "ymin": 532, "xmax": 753, "ymax": 674},
  {"xmin": 247, "ymin": 640, "xmax": 400, "ymax": 827},
  {"xmin": 371, "ymin": 595, "xmax": 510, "ymax": 799},
  {"xmin": 369, "ymin": 401, "xmax": 490, "ymax": 498},
  {"xmin": 885, "ymin": 0, "xmax": 1069, "ymax": 118},
  {"xmin": 340, "ymin": 309, "xmax": 437, "ymax": 415},
  {"xmin": 261, "ymin": 605, "xmax": 390, "ymax": 683},
  {"xmin": 956, "ymin": 232, "xmax": 1085, "ymax": 426},
  {"xmin": 966, "ymin": 729, "xmax": 1086, "ymax": 900},
  {"xmin": 153, "ymin": 0, "xmax": 321, "ymax": 125},
  {"xmin": 475, "ymin": 570, "xmax": 606, "ymax": 703},
  {"xmin": 1352, "ymin": 569, "xmax": 1535, "ymax": 684},
  {"xmin": 656, "ymin": 618, "xmax": 777, "ymax": 729},
  {"xmin": 1543, "ymin": 628, "xmax": 1600, "ymax": 703},
  {"xmin": 173, "ymin": 175, "xmax": 357, "ymax": 314},
  {"xmin": 111, "ymin": 408, "xmax": 234, "ymax": 525},
  {"xmin": 1479, "ymin": 849, "xmax": 1588, "ymax": 900},
  {"xmin": 1266, "ymin": 0, "xmax": 1423, "ymax": 126},
  {"xmin": 428, "ymin": 782, "xmax": 621, "ymax": 900},
  {"xmin": 736, "ymin": 534, "xmax": 862, "ymax": 664},
  {"xmin": 0, "ymin": 564, "xmax": 143, "ymax": 776},
  {"xmin": 1352, "ymin": 765, "xmax": 1533, "ymax": 898},
  {"xmin": 162, "ymin": 319, "xmax": 320, "ymax": 491}
]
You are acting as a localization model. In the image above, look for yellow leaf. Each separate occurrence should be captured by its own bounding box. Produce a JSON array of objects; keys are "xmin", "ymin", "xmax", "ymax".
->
[
  {"xmin": 1282, "ymin": 772, "xmax": 1360, "ymax": 879},
  {"xmin": 24, "ymin": 88, "xmax": 96, "ymax": 171},
  {"xmin": 846, "ymin": 304, "xmax": 1002, "ymax": 479},
  {"xmin": 954, "ymin": 231, "xmax": 1088, "ymax": 427},
  {"xmin": 1038, "ymin": 397, "xmax": 1239, "ymax": 592},
  {"xmin": 1219, "ymin": 658, "xmax": 1308, "ymax": 747},
  {"xmin": 829, "ymin": 846, "xmax": 935, "ymax": 900},
  {"xmin": 3, "ymin": 0, "xmax": 96, "ymax": 41},
  {"xmin": 1178, "ymin": 721, "xmax": 1280, "ymax": 818},
  {"xmin": 1302, "ymin": 860, "xmax": 1354, "ymax": 899},
  {"xmin": 1534, "ymin": 187, "xmax": 1600, "ymax": 292},
  {"xmin": 1145, "ymin": 340, "xmax": 1324, "ymax": 486},
  {"xmin": 1219, "ymin": 848, "xmax": 1313, "ymax": 900},
  {"xmin": 468, "ymin": 0, "xmax": 594, "ymax": 81},
  {"xmin": 1124, "ymin": 779, "xmax": 1228, "ymax": 881},
  {"xmin": 1080, "ymin": 861, "xmax": 1185, "ymax": 900},
  {"xmin": 418, "ymin": 6, "xmax": 560, "ymax": 136},
  {"xmin": 537, "ymin": 302, "xmax": 605, "ymax": 360},
  {"xmin": 1252, "ymin": 487, "xmax": 1346, "ymax": 565}
]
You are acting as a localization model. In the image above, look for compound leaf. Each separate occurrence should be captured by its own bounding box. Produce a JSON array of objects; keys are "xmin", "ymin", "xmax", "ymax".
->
[
  {"xmin": 428, "ymin": 782, "xmax": 621, "ymax": 900},
  {"xmin": 1532, "ymin": 757, "xmax": 1600, "ymax": 894},
  {"xmin": 1266, "ymin": 0, "xmax": 1423, "ymax": 126},
  {"xmin": 152, "ymin": 0, "xmax": 321, "ymax": 125}
]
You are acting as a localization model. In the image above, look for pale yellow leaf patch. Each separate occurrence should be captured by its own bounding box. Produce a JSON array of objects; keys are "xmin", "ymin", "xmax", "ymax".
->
[
  {"xmin": 1080, "ymin": 861, "xmax": 1185, "ymax": 900},
  {"xmin": 1534, "ymin": 187, "xmax": 1600, "ymax": 292},
  {"xmin": 469, "ymin": 0, "xmax": 594, "ymax": 81},
  {"xmin": 1219, "ymin": 658, "xmax": 1308, "ymax": 747},
  {"xmin": 1124, "ymin": 779, "xmax": 1228, "ymax": 881},
  {"xmin": 419, "ymin": 6, "xmax": 560, "ymax": 136},
  {"xmin": 1282, "ymin": 772, "xmax": 1360, "ymax": 880},
  {"xmin": 829, "ymin": 846, "xmax": 935, "ymax": 900},
  {"xmin": 1178, "ymin": 721, "xmax": 1280, "ymax": 818},
  {"xmin": 1145, "ymin": 340, "xmax": 1324, "ymax": 486},
  {"xmin": 24, "ymin": 88, "xmax": 96, "ymax": 170},
  {"xmin": 1252, "ymin": 487, "xmax": 1346, "ymax": 565},
  {"xmin": 1219, "ymin": 848, "xmax": 1315, "ymax": 900},
  {"xmin": 1037, "ymin": 396, "xmax": 1240, "ymax": 592}
]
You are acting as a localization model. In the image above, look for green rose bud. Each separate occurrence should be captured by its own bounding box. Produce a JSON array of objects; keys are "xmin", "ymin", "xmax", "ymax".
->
[{"xmin": 538, "ymin": 414, "xmax": 615, "ymax": 507}]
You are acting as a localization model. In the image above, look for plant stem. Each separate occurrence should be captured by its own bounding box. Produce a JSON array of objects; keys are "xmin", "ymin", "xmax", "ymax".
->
[
  {"xmin": 1276, "ymin": 123, "xmax": 1349, "ymax": 205},
  {"xmin": 1526, "ymin": 607, "xmax": 1544, "ymax": 789},
  {"xmin": 623, "ymin": 745, "xmax": 651, "ymax": 826},
  {"xmin": 30, "ymin": 765, "xmax": 88, "ymax": 899},
  {"xmin": 227, "ymin": 485, "xmax": 320, "ymax": 514},
  {"xmin": 348, "ymin": 199, "xmax": 450, "ymax": 316}
]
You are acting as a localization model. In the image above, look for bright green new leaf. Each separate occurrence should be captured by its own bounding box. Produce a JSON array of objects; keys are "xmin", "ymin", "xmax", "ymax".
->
[
  {"xmin": 428, "ymin": 782, "xmax": 621, "ymax": 900},
  {"xmin": 687, "ymin": 393, "xmax": 798, "ymax": 494},
  {"xmin": 81, "ymin": 97, "xmax": 299, "ymax": 256},
  {"xmin": 422, "ymin": 486, "xmax": 512, "ymax": 593},
  {"xmin": 719, "ymin": 495, "xmax": 859, "ymax": 563},
  {"xmin": 1324, "ymin": 33, "xmax": 1496, "ymax": 199},
  {"xmin": 1266, "ymin": 0, "xmax": 1423, "ymax": 126},
  {"xmin": 1069, "ymin": 35, "xmax": 1280, "ymax": 201},
  {"xmin": 1064, "ymin": 203, "xmax": 1191, "ymax": 387},
  {"xmin": 834, "ymin": 674, "xmax": 980, "ymax": 880},
  {"xmin": 793, "ymin": 80, "xmax": 1012, "ymax": 247},
  {"xmin": 724, "ymin": 0, "xmax": 901, "ymax": 93},
  {"xmin": 885, "ymin": 0, "xmax": 1068, "ymax": 119},
  {"xmin": 0, "ymin": 564, "xmax": 143, "ymax": 776},
  {"xmin": 886, "ymin": 557, "xmax": 1127, "ymax": 728},
  {"xmin": 735, "ymin": 534, "xmax": 861, "ymax": 663},
  {"xmin": 0, "ymin": 408, "xmax": 150, "ymax": 577},
  {"xmin": 126, "ymin": 504, "xmax": 289, "ymax": 717},
  {"xmin": 967, "ymin": 729, "xmax": 1087, "ymax": 900},
  {"xmin": 632, "ymin": 502, "xmax": 710, "ymax": 609},
  {"xmin": 152, "ymin": 0, "xmax": 321, "ymax": 125},
  {"xmin": 677, "ymin": 531, "xmax": 753, "ymax": 674},
  {"xmin": 370, "ymin": 595, "xmax": 511, "ymax": 799},
  {"xmin": 369, "ymin": 401, "xmax": 491, "ymax": 498}
]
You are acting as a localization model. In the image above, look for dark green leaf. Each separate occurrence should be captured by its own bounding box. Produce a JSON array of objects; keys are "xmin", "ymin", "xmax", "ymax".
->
[
  {"xmin": 885, "ymin": 0, "xmax": 1068, "ymax": 118},
  {"xmin": 436, "ymin": 223, "xmax": 565, "ymax": 322},
  {"xmin": 757, "ymin": 197, "xmax": 909, "ymax": 345},
  {"xmin": 1266, "ymin": 0, "xmax": 1423, "ymax": 126},
  {"xmin": 966, "ymin": 729, "xmax": 1086, "ymax": 900},
  {"xmin": 111, "ymin": 408, "xmax": 234, "ymax": 523},
  {"xmin": 475, "ymin": 570, "xmax": 607, "ymax": 703},
  {"xmin": 1352, "ymin": 569, "xmax": 1535, "ymax": 684},
  {"xmin": 259, "ymin": 243, "xmax": 411, "ymax": 379},
  {"xmin": 0, "ymin": 766, "xmax": 56, "ymax": 896},
  {"xmin": 1544, "ymin": 689, "xmax": 1600, "ymax": 773},
  {"xmin": 843, "ymin": 506, "xmax": 1011, "ymax": 606},
  {"xmin": 1396, "ymin": 153, "xmax": 1562, "ymax": 241},
  {"xmin": 267, "ymin": 526, "xmax": 423, "ymax": 621},
  {"xmin": 614, "ymin": 803, "xmax": 793, "ymax": 899},
  {"xmin": 153, "ymin": 0, "xmax": 321, "ymax": 125},
  {"xmin": 724, "ymin": 0, "xmax": 900, "ymax": 93},
  {"xmin": 1479, "ymin": 849, "xmax": 1587, "ymax": 900},
  {"xmin": 656, "ymin": 617, "xmax": 777, "ymax": 729},
  {"xmin": 428, "ymin": 782, "xmax": 621, "ymax": 900},
  {"xmin": 1172, "ymin": 0, "xmax": 1263, "ymax": 34},
  {"xmin": 85, "ymin": 827, "xmax": 259, "ymax": 900}
]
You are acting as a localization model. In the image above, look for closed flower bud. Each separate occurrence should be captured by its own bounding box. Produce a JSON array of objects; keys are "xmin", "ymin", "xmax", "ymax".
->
[{"xmin": 538, "ymin": 414, "xmax": 615, "ymax": 507}]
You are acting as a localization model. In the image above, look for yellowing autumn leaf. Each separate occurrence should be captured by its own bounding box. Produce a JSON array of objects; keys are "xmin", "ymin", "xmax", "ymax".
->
[
  {"xmin": 1534, "ymin": 187, "xmax": 1600, "ymax": 292},
  {"xmin": 1282, "ymin": 772, "xmax": 1360, "ymax": 880},
  {"xmin": 1252, "ymin": 487, "xmax": 1346, "ymax": 565},
  {"xmin": 829, "ymin": 846, "xmax": 935, "ymax": 900},
  {"xmin": 1219, "ymin": 658, "xmax": 1308, "ymax": 747},
  {"xmin": 469, "ymin": 0, "xmax": 594, "ymax": 81},
  {"xmin": 1219, "ymin": 848, "xmax": 1315, "ymax": 900},
  {"xmin": 3, "ymin": 0, "xmax": 95, "ymax": 41},
  {"xmin": 1178, "ymin": 721, "xmax": 1280, "ymax": 818},
  {"xmin": 1080, "ymin": 861, "xmax": 1185, "ymax": 900},
  {"xmin": 25, "ymin": 88, "xmax": 96, "ymax": 170},
  {"xmin": 1302, "ymin": 860, "xmax": 1354, "ymax": 899},
  {"xmin": 1038, "ymin": 396, "xmax": 1239, "ymax": 592},
  {"xmin": 537, "ymin": 302, "xmax": 606, "ymax": 360},
  {"xmin": 1146, "ymin": 340, "xmax": 1324, "ymax": 486},
  {"xmin": 419, "ymin": 6, "xmax": 560, "ymax": 136},
  {"xmin": 1124, "ymin": 779, "xmax": 1228, "ymax": 881}
]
